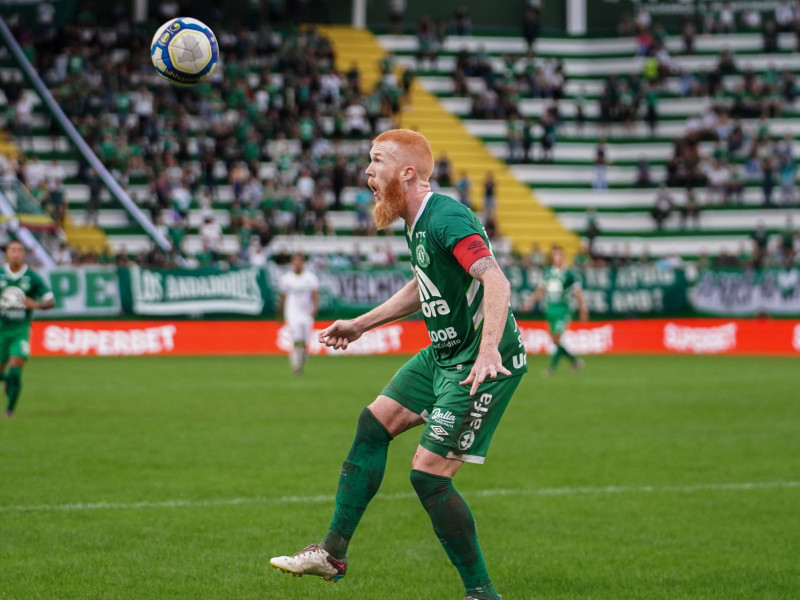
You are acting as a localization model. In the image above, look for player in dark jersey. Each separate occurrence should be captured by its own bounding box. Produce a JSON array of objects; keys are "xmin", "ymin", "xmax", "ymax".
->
[
  {"xmin": 1, "ymin": 240, "xmax": 55, "ymax": 418},
  {"xmin": 271, "ymin": 130, "xmax": 527, "ymax": 600}
]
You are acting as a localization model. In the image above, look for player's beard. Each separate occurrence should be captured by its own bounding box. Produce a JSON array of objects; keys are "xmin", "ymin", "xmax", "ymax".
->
[{"xmin": 372, "ymin": 175, "xmax": 406, "ymax": 231}]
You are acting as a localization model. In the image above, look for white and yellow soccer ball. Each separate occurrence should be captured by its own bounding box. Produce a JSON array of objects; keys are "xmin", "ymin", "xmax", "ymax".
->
[{"xmin": 150, "ymin": 17, "xmax": 219, "ymax": 86}]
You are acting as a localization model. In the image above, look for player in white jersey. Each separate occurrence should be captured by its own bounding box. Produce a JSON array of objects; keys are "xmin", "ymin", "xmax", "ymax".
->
[{"xmin": 277, "ymin": 253, "xmax": 320, "ymax": 376}]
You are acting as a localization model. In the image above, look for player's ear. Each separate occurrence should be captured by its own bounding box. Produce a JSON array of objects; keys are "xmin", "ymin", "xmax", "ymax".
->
[{"xmin": 401, "ymin": 165, "xmax": 416, "ymax": 182}]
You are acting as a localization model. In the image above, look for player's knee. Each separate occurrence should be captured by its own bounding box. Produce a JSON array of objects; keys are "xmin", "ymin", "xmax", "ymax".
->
[
  {"xmin": 5, "ymin": 367, "xmax": 21, "ymax": 386},
  {"xmin": 410, "ymin": 469, "xmax": 449, "ymax": 502},
  {"xmin": 356, "ymin": 407, "xmax": 393, "ymax": 443}
]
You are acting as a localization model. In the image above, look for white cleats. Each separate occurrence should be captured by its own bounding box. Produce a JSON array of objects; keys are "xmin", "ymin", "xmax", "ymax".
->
[{"xmin": 269, "ymin": 544, "xmax": 347, "ymax": 582}]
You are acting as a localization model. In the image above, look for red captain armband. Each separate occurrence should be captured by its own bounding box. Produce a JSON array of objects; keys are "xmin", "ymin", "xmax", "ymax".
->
[{"xmin": 453, "ymin": 234, "xmax": 493, "ymax": 272}]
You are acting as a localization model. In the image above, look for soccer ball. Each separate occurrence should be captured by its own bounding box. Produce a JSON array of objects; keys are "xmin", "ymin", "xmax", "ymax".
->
[
  {"xmin": 150, "ymin": 17, "xmax": 219, "ymax": 86},
  {"xmin": 0, "ymin": 286, "xmax": 26, "ymax": 310}
]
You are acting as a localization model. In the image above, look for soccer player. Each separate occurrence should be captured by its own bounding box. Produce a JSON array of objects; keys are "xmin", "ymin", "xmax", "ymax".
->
[
  {"xmin": 277, "ymin": 252, "xmax": 319, "ymax": 376},
  {"xmin": 1, "ymin": 240, "xmax": 55, "ymax": 418},
  {"xmin": 270, "ymin": 130, "xmax": 527, "ymax": 600},
  {"xmin": 522, "ymin": 245, "xmax": 588, "ymax": 375}
]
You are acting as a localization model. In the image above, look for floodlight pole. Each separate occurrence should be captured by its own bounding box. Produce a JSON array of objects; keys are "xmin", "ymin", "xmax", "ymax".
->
[
  {"xmin": 567, "ymin": 0, "xmax": 587, "ymax": 35},
  {"xmin": 352, "ymin": 0, "xmax": 366, "ymax": 29}
]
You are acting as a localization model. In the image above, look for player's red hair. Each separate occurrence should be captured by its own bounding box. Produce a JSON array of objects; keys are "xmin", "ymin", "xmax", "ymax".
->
[{"xmin": 373, "ymin": 129, "xmax": 434, "ymax": 181}]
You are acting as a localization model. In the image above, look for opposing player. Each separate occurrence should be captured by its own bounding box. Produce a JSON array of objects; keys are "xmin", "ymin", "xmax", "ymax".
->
[
  {"xmin": 277, "ymin": 252, "xmax": 319, "ymax": 376},
  {"xmin": 522, "ymin": 245, "xmax": 588, "ymax": 375},
  {"xmin": 270, "ymin": 129, "xmax": 527, "ymax": 600},
  {"xmin": 1, "ymin": 240, "xmax": 55, "ymax": 418}
]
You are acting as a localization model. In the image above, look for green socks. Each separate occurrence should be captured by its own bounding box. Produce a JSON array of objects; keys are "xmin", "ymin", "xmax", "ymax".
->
[
  {"xmin": 322, "ymin": 408, "xmax": 393, "ymax": 559},
  {"xmin": 549, "ymin": 343, "xmax": 576, "ymax": 370},
  {"xmin": 5, "ymin": 367, "xmax": 22, "ymax": 413},
  {"xmin": 410, "ymin": 469, "xmax": 499, "ymax": 599}
]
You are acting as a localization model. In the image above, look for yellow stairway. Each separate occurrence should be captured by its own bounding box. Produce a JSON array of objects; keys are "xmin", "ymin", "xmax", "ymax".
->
[
  {"xmin": 318, "ymin": 25, "xmax": 386, "ymax": 93},
  {"xmin": 317, "ymin": 25, "xmax": 579, "ymax": 256},
  {"xmin": 2, "ymin": 130, "xmax": 108, "ymax": 252},
  {"xmin": 61, "ymin": 216, "xmax": 108, "ymax": 253}
]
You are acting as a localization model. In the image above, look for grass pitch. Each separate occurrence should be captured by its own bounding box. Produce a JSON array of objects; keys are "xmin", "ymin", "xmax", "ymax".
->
[{"xmin": 1, "ymin": 354, "xmax": 798, "ymax": 599}]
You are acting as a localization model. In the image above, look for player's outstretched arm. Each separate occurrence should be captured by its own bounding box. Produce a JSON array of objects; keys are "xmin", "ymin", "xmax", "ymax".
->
[
  {"xmin": 575, "ymin": 287, "xmax": 589, "ymax": 321},
  {"xmin": 460, "ymin": 257, "xmax": 512, "ymax": 395},
  {"xmin": 24, "ymin": 295, "xmax": 55, "ymax": 310},
  {"xmin": 521, "ymin": 285, "xmax": 544, "ymax": 312},
  {"xmin": 318, "ymin": 278, "xmax": 421, "ymax": 350}
]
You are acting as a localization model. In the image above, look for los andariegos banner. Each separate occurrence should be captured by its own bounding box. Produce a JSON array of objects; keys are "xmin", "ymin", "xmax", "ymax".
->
[
  {"xmin": 33, "ymin": 265, "xmax": 800, "ymax": 318},
  {"xmin": 118, "ymin": 266, "xmax": 273, "ymax": 316}
]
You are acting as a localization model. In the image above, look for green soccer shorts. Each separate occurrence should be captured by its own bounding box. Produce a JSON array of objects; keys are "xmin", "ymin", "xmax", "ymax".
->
[
  {"xmin": 381, "ymin": 346, "xmax": 523, "ymax": 464},
  {"xmin": 546, "ymin": 307, "xmax": 571, "ymax": 336},
  {"xmin": 0, "ymin": 325, "xmax": 31, "ymax": 363}
]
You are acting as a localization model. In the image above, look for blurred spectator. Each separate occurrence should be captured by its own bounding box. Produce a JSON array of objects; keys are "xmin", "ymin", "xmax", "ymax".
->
[
  {"xmin": 699, "ymin": 1, "xmax": 717, "ymax": 34},
  {"xmin": 726, "ymin": 163, "xmax": 745, "ymax": 204},
  {"xmin": 762, "ymin": 155, "xmax": 777, "ymax": 206},
  {"xmin": 199, "ymin": 215, "xmax": 224, "ymax": 261},
  {"xmin": 775, "ymin": 1, "xmax": 796, "ymax": 31},
  {"xmin": 717, "ymin": 46, "xmax": 738, "ymax": 75},
  {"xmin": 763, "ymin": 21, "xmax": 780, "ymax": 53},
  {"xmin": 617, "ymin": 10, "xmax": 636, "ymax": 37},
  {"xmin": 354, "ymin": 181, "xmax": 373, "ymax": 236},
  {"xmin": 751, "ymin": 221, "xmax": 770, "ymax": 265},
  {"xmin": 522, "ymin": 7, "xmax": 540, "ymax": 54},
  {"xmin": 388, "ymin": 0, "xmax": 407, "ymax": 35},
  {"xmin": 778, "ymin": 154, "xmax": 797, "ymax": 205},
  {"xmin": 455, "ymin": 171, "xmax": 472, "ymax": 209},
  {"xmin": 506, "ymin": 112, "xmax": 525, "ymax": 163},
  {"xmin": 435, "ymin": 153, "xmax": 453, "ymax": 187},
  {"xmin": 740, "ymin": 9, "xmax": 762, "ymax": 31},
  {"xmin": 681, "ymin": 13, "xmax": 697, "ymax": 54},
  {"xmin": 539, "ymin": 107, "xmax": 557, "ymax": 162},
  {"xmin": 651, "ymin": 184, "xmax": 674, "ymax": 230},
  {"xmin": 718, "ymin": 2, "xmax": 736, "ymax": 34},
  {"xmin": 779, "ymin": 216, "xmax": 798, "ymax": 258},
  {"xmin": 635, "ymin": 155, "xmax": 652, "ymax": 187},
  {"xmin": 483, "ymin": 171, "xmax": 496, "ymax": 219},
  {"xmin": 644, "ymin": 82, "xmax": 659, "ymax": 133},
  {"xmin": 416, "ymin": 15, "xmax": 440, "ymax": 70},
  {"xmin": 634, "ymin": 5, "xmax": 652, "ymax": 31},
  {"xmin": 705, "ymin": 159, "xmax": 730, "ymax": 204},
  {"xmin": 679, "ymin": 187, "xmax": 701, "ymax": 230},
  {"xmin": 525, "ymin": 242, "xmax": 546, "ymax": 268},
  {"xmin": 585, "ymin": 207, "xmax": 601, "ymax": 253},
  {"xmin": 592, "ymin": 140, "xmax": 609, "ymax": 190},
  {"xmin": 449, "ymin": 5, "xmax": 472, "ymax": 36}
]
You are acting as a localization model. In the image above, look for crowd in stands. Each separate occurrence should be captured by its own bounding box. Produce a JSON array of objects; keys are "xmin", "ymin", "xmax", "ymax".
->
[
  {"xmin": 0, "ymin": 1, "xmax": 798, "ymax": 274},
  {"xmin": 2, "ymin": 3, "xmax": 419, "ymax": 269}
]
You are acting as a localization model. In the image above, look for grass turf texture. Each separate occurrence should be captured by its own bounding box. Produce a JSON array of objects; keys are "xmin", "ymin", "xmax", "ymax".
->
[{"xmin": 1, "ymin": 354, "xmax": 798, "ymax": 600}]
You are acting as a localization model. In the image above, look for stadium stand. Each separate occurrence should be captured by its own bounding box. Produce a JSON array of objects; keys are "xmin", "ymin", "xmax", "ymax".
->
[
  {"xmin": 379, "ymin": 25, "xmax": 800, "ymax": 263},
  {"xmin": 0, "ymin": 4, "xmax": 798, "ymax": 269}
]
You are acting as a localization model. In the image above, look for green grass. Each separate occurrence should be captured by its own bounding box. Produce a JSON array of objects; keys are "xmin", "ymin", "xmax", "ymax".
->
[{"xmin": 1, "ymin": 354, "xmax": 799, "ymax": 600}]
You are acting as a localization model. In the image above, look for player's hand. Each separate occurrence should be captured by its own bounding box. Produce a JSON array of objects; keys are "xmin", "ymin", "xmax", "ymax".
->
[
  {"xmin": 23, "ymin": 297, "xmax": 37, "ymax": 309},
  {"xmin": 459, "ymin": 347, "xmax": 511, "ymax": 396},
  {"xmin": 318, "ymin": 319, "xmax": 363, "ymax": 350}
]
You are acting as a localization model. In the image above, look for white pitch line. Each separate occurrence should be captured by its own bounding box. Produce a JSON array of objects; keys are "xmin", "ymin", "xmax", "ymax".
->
[{"xmin": 1, "ymin": 481, "xmax": 798, "ymax": 514}]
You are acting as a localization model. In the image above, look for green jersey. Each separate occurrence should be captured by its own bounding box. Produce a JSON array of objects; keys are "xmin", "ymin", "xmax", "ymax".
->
[
  {"xmin": 407, "ymin": 193, "xmax": 527, "ymax": 378},
  {"xmin": 0, "ymin": 264, "xmax": 53, "ymax": 328},
  {"xmin": 539, "ymin": 266, "xmax": 580, "ymax": 311}
]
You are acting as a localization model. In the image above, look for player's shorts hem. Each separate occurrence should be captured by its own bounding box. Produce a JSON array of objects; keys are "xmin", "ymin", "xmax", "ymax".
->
[{"xmin": 445, "ymin": 451, "xmax": 485, "ymax": 464}]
